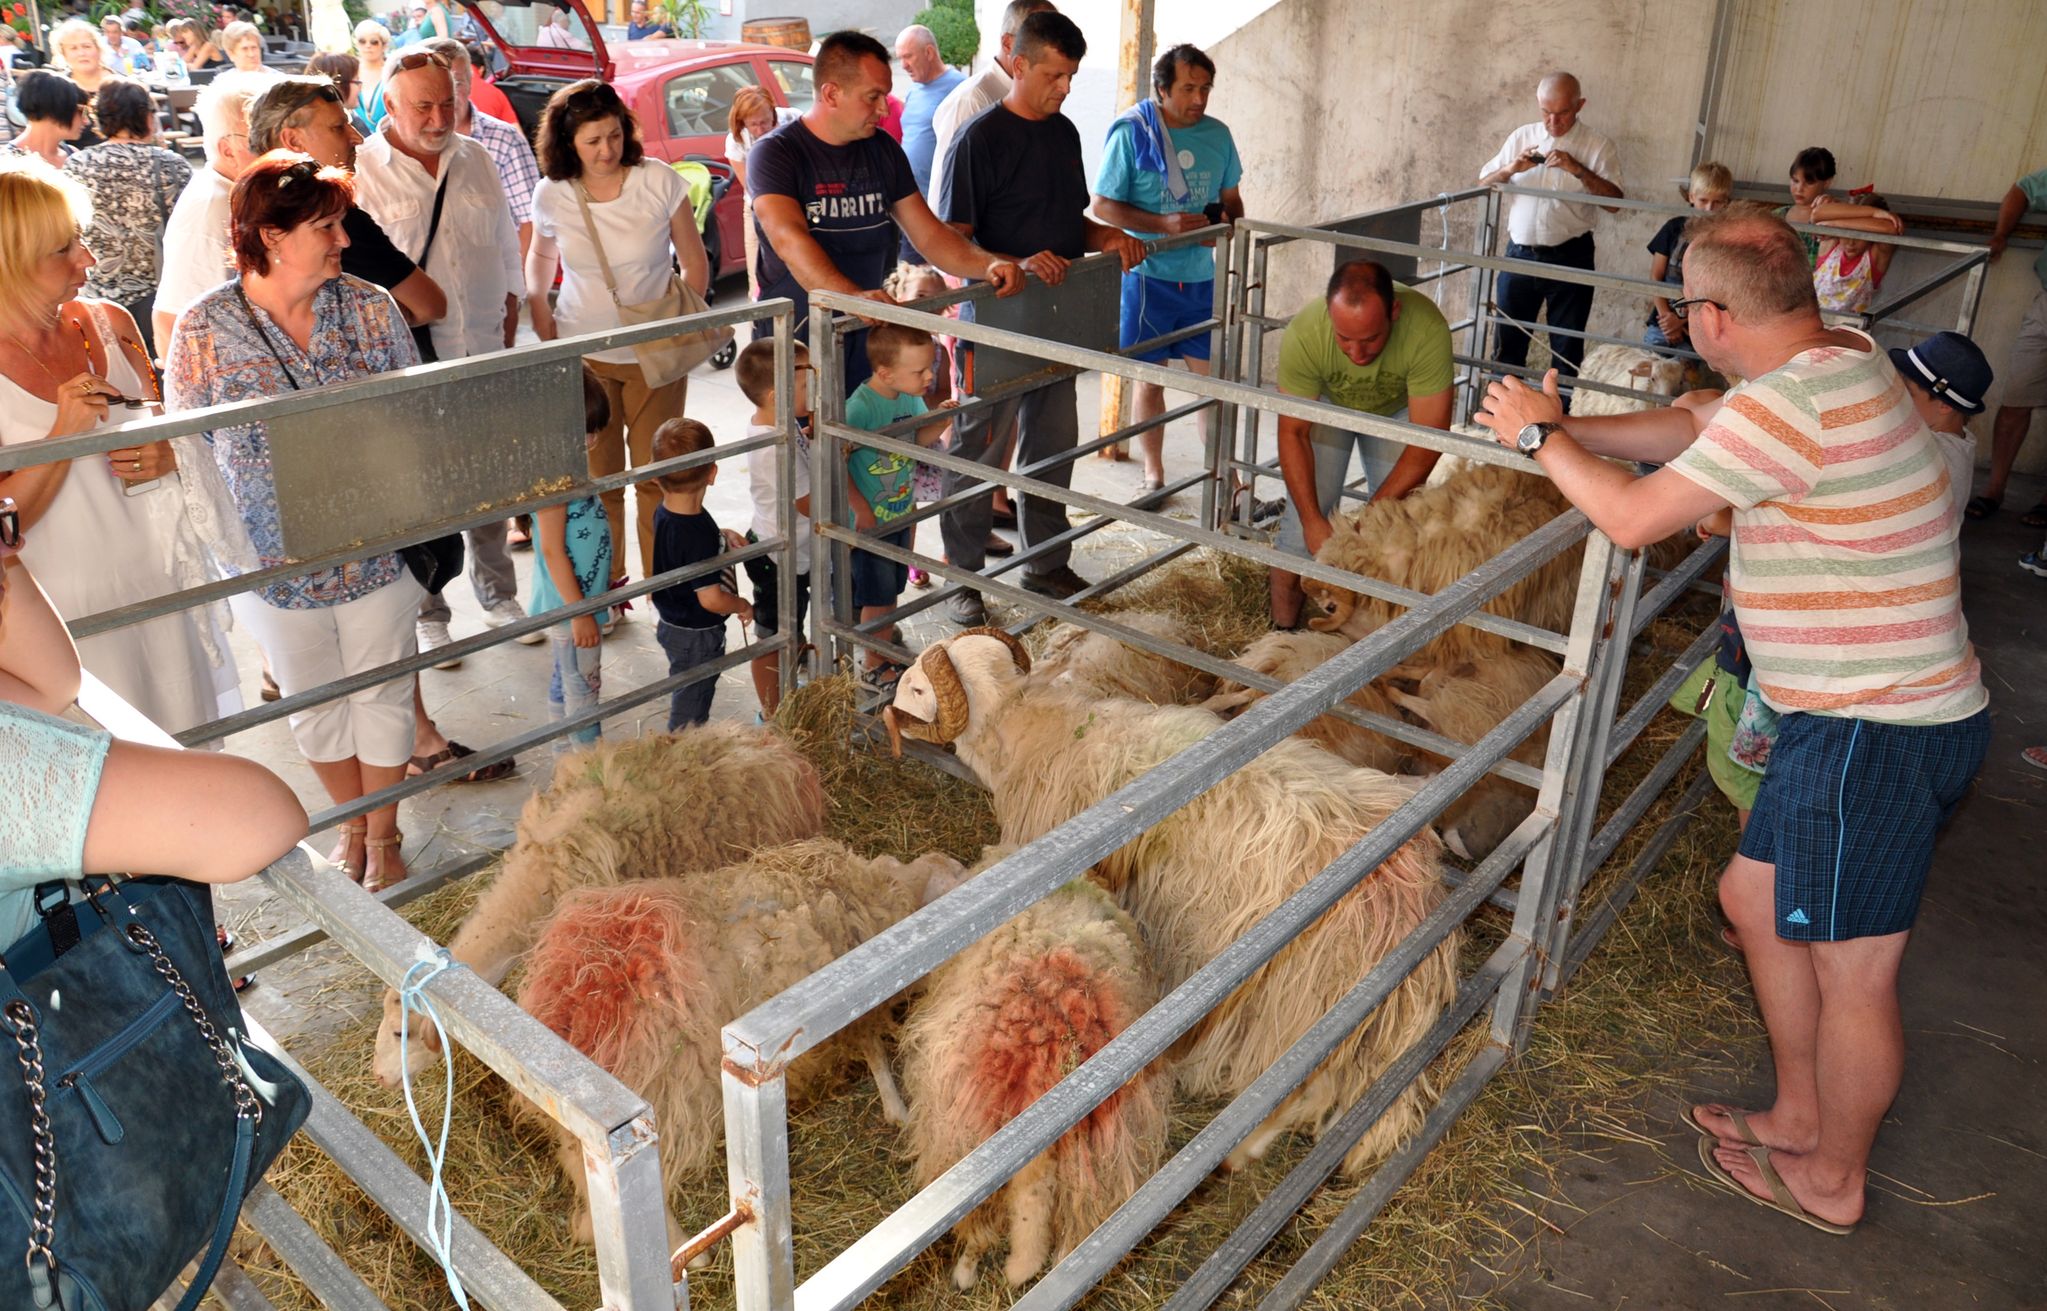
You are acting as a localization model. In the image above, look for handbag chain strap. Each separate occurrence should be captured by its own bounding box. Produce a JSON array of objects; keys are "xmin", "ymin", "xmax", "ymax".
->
[
  {"xmin": 3, "ymin": 1001, "xmax": 58, "ymax": 1296},
  {"xmin": 1, "ymin": 923, "xmax": 262, "ymax": 1298}
]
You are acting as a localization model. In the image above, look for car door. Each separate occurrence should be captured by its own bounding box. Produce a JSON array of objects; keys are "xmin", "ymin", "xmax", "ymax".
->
[{"xmin": 658, "ymin": 58, "xmax": 762, "ymax": 161}]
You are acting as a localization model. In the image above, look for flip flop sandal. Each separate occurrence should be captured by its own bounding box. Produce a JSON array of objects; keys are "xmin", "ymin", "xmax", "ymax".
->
[
  {"xmin": 260, "ymin": 671, "xmax": 281, "ymax": 702},
  {"xmin": 1684, "ymin": 1104, "xmax": 1763, "ymax": 1146},
  {"xmin": 2020, "ymin": 745, "xmax": 2047, "ymax": 775},
  {"xmin": 1964, "ymin": 495, "xmax": 2001, "ymax": 520},
  {"xmin": 1695, "ymin": 1135, "xmax": 1855, "ymax": 1235},
  {"xmin": 408, "ymin": 740, "xmax": 517, "ymax": 783},
  {"xmin": 861, "ymin": 661, "xmax": 906, "ymax": 691},
  {"xmin": 2022, "ymin": 501, "xmax": 2047, "ymax": 528}
]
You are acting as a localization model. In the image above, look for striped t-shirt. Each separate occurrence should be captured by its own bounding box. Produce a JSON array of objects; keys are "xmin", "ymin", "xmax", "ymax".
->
[{"xmin": 1668, "ymin": 332, "xmax": 1986, "ymax": 725}]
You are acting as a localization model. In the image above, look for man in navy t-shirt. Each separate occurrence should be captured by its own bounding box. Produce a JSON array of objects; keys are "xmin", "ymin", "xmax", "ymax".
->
[
  {"xmin": 934, "ymin": 10, "xmax": 1147, "ymax": 621},
  {"xmin": 746, "ymin": 30, "xmax": 1025, "ymax": 387}
]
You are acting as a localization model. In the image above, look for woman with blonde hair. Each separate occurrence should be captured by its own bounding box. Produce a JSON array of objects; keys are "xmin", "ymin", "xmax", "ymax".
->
[
  {"xmin": 166, "ymin": 17, "xmax": 228, "ymax": 80},
  {"xmin": 220, "ymin": 20, "xmax": 266, "ymax": 74},
  {"xmin": 352, "ymin": 19, "xmax": 394, "ymax": 126},
  {"xmin": 49, "ymin": 17, "xmax": 111, "ymax": 146},
  {"xmin": 724, "ymin": 84, "xmax": 794, "ymax": 299},
  {"xmin": 0, "ymin": 159, "xmax": 239, "ymax": 736}
]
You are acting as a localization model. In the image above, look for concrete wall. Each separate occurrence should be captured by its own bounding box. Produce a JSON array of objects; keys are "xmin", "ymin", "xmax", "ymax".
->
[{"xmin": 970, "ymin": 0, "xmax": 2046, "ymax": 472}]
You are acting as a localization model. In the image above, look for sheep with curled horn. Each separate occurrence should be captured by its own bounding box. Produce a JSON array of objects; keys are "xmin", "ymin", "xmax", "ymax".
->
[{"xmin": 885, "ymin": 630, "xmax": 1457, "ymax": 1174}]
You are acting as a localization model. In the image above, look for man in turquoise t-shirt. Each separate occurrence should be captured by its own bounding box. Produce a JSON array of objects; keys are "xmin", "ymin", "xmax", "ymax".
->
[
  {"xmin": 1976, "ymin": 166, "xmax": 2047, "ymax": 525},
  {"xmin": 1092, "ymin": 43, "xmax": 1245, "ymax": 493},
  {"xmin": 1269, "ymin": 259, "xmax": 1456, "ymax": 627}
]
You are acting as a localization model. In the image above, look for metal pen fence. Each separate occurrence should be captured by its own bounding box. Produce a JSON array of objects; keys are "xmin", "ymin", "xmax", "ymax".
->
[
  {"xmin": 715, "ymin": 188, "xmax": 1731, "ymax": 1307},
  {"xmin": 28, "ymin": 299, "xmax": 807, "ymax": 1309}
]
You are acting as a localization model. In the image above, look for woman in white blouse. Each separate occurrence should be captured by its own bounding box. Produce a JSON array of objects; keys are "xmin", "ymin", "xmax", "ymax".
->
[{"xmin": 526, "ymin": 79, "xmax": 708, "ymax": 592}]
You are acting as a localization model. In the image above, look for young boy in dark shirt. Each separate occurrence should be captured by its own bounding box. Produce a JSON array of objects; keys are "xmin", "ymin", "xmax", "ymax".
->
[{"xmin": 649, "ymin": 419, "xmax": 753, "ymax": 730}]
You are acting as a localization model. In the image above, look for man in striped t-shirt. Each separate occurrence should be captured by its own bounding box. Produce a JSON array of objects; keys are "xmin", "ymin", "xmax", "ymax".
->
[{"xmin": 1476, "ymin": 207, "xmax": 1989, "ymax": 1238}]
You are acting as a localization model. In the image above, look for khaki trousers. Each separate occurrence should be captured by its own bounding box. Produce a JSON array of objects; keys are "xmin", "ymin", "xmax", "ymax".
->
[{"xmin": 585, "ymin": 356, "xmax": 688, "ymax": 579}]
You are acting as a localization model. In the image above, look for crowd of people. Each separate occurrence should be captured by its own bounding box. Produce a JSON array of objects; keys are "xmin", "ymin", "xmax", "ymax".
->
[{"xmin": 0, "ymin": 0, "xmax": 2041, "ymax": 1250}]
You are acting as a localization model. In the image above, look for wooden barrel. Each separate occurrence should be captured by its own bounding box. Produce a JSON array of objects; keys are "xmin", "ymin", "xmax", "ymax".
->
[{"xmin": 740, "ymin": 16, "xmax": 811, "ymax": 49}]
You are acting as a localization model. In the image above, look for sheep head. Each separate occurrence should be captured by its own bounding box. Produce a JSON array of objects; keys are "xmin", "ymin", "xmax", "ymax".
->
[
  {"xmin": 885, "ymin": 628, "xmax": 1032, "ymax": 753},
  {"xmin": 371, "ymin": 985, "xmax": 446, "ymax": 1088}
]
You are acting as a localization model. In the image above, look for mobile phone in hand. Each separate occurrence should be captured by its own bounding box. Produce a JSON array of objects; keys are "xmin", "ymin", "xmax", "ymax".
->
[{"xmin": 1203, "ymin": 201, "xmax": 1226, "ymax": 224}]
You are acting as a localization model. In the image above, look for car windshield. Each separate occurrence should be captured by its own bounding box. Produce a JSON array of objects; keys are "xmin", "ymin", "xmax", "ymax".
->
[{"xmin": 486, "ymin": 0, "xmax": 598, "ymax": 52}]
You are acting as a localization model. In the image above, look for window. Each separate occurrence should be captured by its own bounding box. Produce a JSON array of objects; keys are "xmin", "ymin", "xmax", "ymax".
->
[
  {"xmin": 767, "ymin": 59, "xmax": 812, "ymax": 111},
  {"xmin": 664, "ymin": 63, "xmax": 759, "ymax": 139}
]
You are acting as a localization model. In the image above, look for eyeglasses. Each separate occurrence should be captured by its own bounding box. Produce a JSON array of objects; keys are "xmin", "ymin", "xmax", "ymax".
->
[
  {"xmin": 391, "ymin": 48, "xmax": 449, "ymax": 73},
  {"xmin": 1669, "ymin": 296, "xmax": 1728, "ymax": 321}
]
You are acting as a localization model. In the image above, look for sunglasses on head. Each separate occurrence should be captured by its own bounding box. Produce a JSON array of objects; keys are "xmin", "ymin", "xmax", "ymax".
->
[{"xmin": 391, "ymin": 48, "xmax": 450, "ymax": 73}]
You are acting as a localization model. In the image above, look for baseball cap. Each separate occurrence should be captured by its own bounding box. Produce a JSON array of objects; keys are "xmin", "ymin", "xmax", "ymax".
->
[{"xmin": 1889, "ymin": 331, "xmax": 1993, "ymax": 414}]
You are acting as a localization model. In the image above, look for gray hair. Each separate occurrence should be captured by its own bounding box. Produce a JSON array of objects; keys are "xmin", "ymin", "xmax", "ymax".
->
[
  {"xmin": 1000, "ymin": 0, "xmax": 1054, "ymax": 43},
  {"xmin": 896, "ymin": 23, "xmax": 936, "ymax": 50},
  {"xmin": 247, "ymin": 75, "xmax": 341, "ymax": 153},
  {"xmin": 196, "ymin": 69, "xmax": 276, "ymax": 155},
  {"xmin": 420, "ymin": 35, "xmax": 469, "ymax": 66}
]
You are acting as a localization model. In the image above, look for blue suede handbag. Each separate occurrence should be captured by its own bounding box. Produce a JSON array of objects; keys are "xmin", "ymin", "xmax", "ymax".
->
[{"xmin": 0, "ymin": 876, "xmax": 309, "ymax": 1310}]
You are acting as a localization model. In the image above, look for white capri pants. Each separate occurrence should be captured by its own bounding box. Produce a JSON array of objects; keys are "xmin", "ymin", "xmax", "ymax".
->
[{"xmin": 229, "ymin": 575, "xmax": 423, "ymax": 768}]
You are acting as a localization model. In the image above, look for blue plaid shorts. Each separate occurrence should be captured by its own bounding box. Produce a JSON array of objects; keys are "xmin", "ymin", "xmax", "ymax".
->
[{"xmin": 1740, "ymin": 708, "xmax": 1990, "ymax": 942}]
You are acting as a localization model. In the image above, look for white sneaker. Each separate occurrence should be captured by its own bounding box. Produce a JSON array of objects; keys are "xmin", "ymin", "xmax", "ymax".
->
[
  {"xmin": 417, "ymin": 620, "xmax": 461, "ymax": 669},
  {"xmin": 485, "ymin": 598, "xmax": 544, "ymax": 644}
]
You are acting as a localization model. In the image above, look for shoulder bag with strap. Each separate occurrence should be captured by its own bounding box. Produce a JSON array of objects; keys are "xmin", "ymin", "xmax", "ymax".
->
[
  {"xmin": 573, "ymin": 172, "xmax": 730, "ymax": 388},
  {"xmin": 0, "ymin": 874, "xmax": 310, "ymax": 1309},
  {"xmin": 236, "ymin": 281, "xmax": 464, "ymax": 594},
  {"xmin": 408, "ymin": 163, "xmax": 451, "ymax": 365}
]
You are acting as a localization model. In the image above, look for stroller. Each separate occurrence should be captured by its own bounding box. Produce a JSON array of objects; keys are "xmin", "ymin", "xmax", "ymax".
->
[{"xmin": 672, "ymin": 154, "xmax": 739, "ymax": 370}]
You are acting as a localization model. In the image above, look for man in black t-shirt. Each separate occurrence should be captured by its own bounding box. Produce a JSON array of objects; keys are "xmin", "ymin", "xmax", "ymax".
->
[
  {"xmin": 747, "ymin": 30, "xmax": 1024, "ymax": 388},
  {"xmin": 934, "ymin": 10, "xmax": 1146, "ymax": 621}
]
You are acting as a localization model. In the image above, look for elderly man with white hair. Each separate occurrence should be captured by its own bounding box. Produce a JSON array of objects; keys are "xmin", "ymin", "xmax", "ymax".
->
[
  {"xmin": 420, "ymin": 36, "xmax": 538, "ymax": 261},
  {"xmin": 151, "ymin": 69, "xmax": 274, "ymax": 347},
  {"xmin": 352, "ymin": 46, "xmax": 529, "ymax": 662},
  {"xmin": 1476, "ymin": 70, "xmax": 1623, "ymax": 392}
]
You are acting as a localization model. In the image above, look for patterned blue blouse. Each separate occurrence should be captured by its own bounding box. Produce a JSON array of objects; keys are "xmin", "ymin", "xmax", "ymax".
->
[{"xmin": 165, "ymin": 275, "xmax": 416, "ymax": 609}]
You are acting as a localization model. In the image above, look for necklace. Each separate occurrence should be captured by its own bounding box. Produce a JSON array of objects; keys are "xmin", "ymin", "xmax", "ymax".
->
[{"xmin": 2, "ymin": 321, "xmax": 78, "ymax": 391}]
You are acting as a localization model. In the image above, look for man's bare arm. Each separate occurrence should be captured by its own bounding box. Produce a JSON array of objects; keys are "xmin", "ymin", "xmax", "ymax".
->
[
  {"xmin": 1368, "ymin": 386, "xmax": 1454, "ymax": 502},
  {"xmin": 753, "ymin": 194, "xmax": 870, "ymax": 297}
]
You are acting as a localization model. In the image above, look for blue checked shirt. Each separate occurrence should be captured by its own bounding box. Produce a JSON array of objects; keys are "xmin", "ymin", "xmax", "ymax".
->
[{"xmin": 467, "ymin": 109, "xmax": 540, "ymax": 229}]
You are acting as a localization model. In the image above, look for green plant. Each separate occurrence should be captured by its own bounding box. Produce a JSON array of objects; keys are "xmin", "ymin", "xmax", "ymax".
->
[
  {"xmin": 911, "ymin": 2, "xmax": 977, "ymax": 67},
  {"xmin": 654, "ymin": 0, "xmax": 710, "ymax": 38}
]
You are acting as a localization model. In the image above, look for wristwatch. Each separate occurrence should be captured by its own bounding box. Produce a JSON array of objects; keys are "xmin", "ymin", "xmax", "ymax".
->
[{"xmin": 1516, "ymin": 421, "xmax": 1563, "ymax": 456}]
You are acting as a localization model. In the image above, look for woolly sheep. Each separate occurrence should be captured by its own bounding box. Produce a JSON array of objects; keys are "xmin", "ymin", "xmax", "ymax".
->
[
  {"xmin": 1567, "ymin": 343, "xmax": 1711, "ymax": 418},
  {"xmin": 901, "ymin": 868, "xmax": 1174, "ymax": 1289},
  {"xmin": 512, "ymin": 837, "xmax": 969, "ymax": 1246},
  {"xmin": 1300, "ymin": 459, "xmax": 1581, "ymax": 668},
  {"xmin": 885, "ymin": 631, "xmax": 1458, "ymax": 1174},
  {"xmin": 1204, "ymin": 633, "xmax": 1560, "ymax": 860},
  {"xmin": 371, "ymin": 724, "xmax": 827, "ymax": 1087},
  {"xmin": 1029, "ymin": 610, "xmax": 1219, "ymax": 706}
]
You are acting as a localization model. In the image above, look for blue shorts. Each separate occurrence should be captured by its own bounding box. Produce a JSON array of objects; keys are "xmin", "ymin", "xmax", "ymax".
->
[
  {"xmin": 850, "ymin": 528, "xmax": 911, "ymax": 610},
  {"xmin": 1119, "ymin": 272, "xmax": 1214, "ymax": 364},
  {"xmin": 1739, "ymin": 708, "xmax": 1990, "ymax": 942}
]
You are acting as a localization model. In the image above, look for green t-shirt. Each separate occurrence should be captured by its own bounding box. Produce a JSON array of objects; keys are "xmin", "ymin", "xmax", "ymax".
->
[
  {"xmin": 843, "ymin": 382, "xmax": 925, "ymax": 525},
  {"xmin": 1275, "ymin": 287, "xmax": 1455, "ymax": 417},
  {"xmin": 2020, "ymin": 168, "xmax": 2047, "ymax": 291}
]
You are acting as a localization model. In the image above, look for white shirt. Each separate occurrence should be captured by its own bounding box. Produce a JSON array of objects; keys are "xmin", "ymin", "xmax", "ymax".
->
[
  {"xmin": 927, "ymin": 62, "xmax": 1010, "ymax": 202},
  {"xmin": 352, "ymin": 128, "xmax": 522, "ymax": 359},
  {"xmin": 153, "ymin": 165, "xmax": 236, "ymax": 323},
  {"xmin": 1478, "ymin": 121, "xmax": 1623, "ymax": 247},
  {"xmin": 532, "ymin": 161, "xmax": 688, "ymax": 366},
  {"xmin": 745, "ymin": 421, "xmax": 811, "ymax": 573}
]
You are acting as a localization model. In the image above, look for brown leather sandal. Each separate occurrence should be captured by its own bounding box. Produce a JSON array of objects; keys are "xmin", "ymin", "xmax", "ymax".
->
[{"xmin": 364, "ymin": 832, "xmax": 407, "ymax": 895}]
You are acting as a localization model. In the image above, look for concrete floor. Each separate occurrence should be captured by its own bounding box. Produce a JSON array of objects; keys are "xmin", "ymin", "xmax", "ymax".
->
[{"xmin": 1487, "ymin": 473, "xmax": 2047, "ymax": 1311}]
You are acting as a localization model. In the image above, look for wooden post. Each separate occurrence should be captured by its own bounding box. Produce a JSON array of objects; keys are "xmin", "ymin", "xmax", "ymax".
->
[{"xmin": 1098, "ymin": 0, "xmax": 1154, "ymax": 459}]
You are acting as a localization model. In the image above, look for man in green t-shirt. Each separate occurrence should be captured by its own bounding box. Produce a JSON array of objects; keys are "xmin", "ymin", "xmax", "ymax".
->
[{"xmin": 1269, "ymin": 259, "xmax": 1456, "ymax": 627}]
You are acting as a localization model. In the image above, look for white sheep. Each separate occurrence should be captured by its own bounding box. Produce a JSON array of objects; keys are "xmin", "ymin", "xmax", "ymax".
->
[
  {"xmin": 371, "ymin": 724, "xmax": 827, "ymax": 1087},
  {"xmin": 1029, "ymin": 610, "xmax": 1219, "ymax": 706},
  {"xmin": 1567, "ymin": 342, "xmax": 1711, "ymax": 418},
  {"xmin": 511, "ymin": 837, "xmax": 968, "ymax": 1246},
  {"xmin": 901, "ymin": 868, "xmax": 1174, "ymax": 1289},
  {"xmin": 886, "ymin": 630, "xmax": 1458, "ymax": 1174}
]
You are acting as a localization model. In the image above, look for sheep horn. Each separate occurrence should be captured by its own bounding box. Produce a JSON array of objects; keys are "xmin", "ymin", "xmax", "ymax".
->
[
  {"xmin": 881, "ymin": 704, "xmax": 905, "ymax": 758},
  {"xmin": 1307, "ymin": 586, "xmax": 1357, "ymax": 634},
  {"xmin": 925, "ymin": 646, "xmax": 971, "ymax": 743},
  {"xmin": 957, "ymin": 625, "xmax": 1033, "ymax": 675}
]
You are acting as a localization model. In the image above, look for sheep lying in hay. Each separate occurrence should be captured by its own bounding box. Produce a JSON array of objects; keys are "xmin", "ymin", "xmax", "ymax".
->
[
  {"xmin": 901, "ymin": 869, "xmax": 1174, "ymax": 1289},
  {"xmin": 1300, "ymin": 459, "xmax": 1580, "ymax": 667},
  {"xmin": 884, "ymin": 630, "xmax": 1458, "ymax": 1173},
  {"xmin": 1203, "ymin": 633, "xmax": 1561, "ymax": 860},
  {"xmin": 1567, "ymin": 342, "xmax": 1715, "ymax": 417},
  {"xmin": 510, "ymin": 837, "xmax": 969, "ymax": 1246},
  {"xmin": 1029, "ymin": 609, "xmax": 1219, "ymax": 706},
  {"xmin": 371, "ymin": 724, "xmax": 827, "ymax": 1086}
]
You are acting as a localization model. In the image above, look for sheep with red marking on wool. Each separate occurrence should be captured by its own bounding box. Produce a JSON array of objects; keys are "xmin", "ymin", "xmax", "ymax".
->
[
  {"xmin": 1029, "ymin": 610, "xmax": 1219, "ymax": 706},
  {"xmin": 1204, "ymin": 633, "xmax": 1561, "ymax": 860},
  {"xmin": 510, "ymin": 837, "xmax": 969, "ymax": 1247},
  {"xmin": 370, "ymin": 724, "xmax": 827, "ymax": 1088},
  {"xmin": 900, "ymin": 867, "xmax": 1173, "ymax": 1289},
  {"xmin": 885, "ymin": 630, "xmax": 1456, "ymax": 1175}
]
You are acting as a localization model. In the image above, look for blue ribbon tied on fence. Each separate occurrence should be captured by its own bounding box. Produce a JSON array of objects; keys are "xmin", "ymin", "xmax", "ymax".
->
[{"xmin": 399, "ymin": 947, "xmax": 473, "ymax": 1309}]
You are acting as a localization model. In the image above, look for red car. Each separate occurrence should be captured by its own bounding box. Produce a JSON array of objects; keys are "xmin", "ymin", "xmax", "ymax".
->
[{"xmin": 459, "ymin": 0, "xmax": 812, "ymax": 281}]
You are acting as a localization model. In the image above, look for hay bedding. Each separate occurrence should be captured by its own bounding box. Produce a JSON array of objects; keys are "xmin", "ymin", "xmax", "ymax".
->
[{"xmin": 238, "ymin": 550, "xmax": 1759, "ymax": 1310}]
